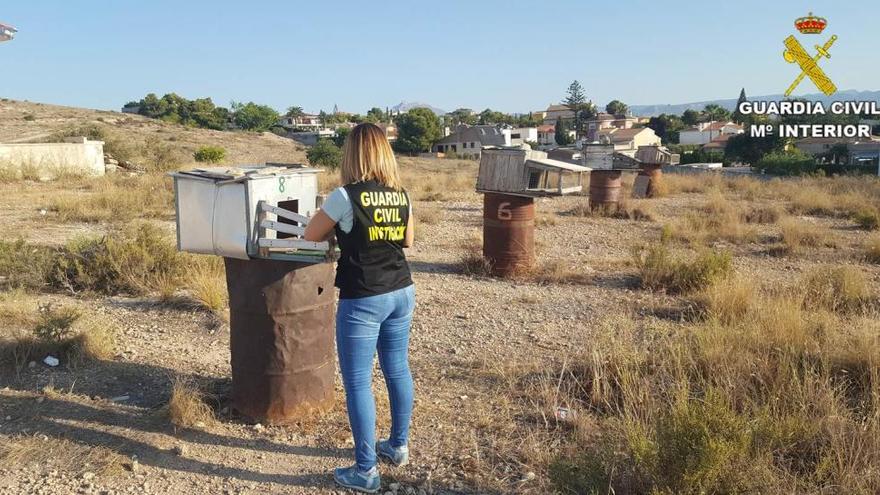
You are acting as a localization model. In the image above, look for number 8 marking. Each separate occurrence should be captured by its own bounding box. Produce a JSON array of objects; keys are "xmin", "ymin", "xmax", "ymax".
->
[{"xmin": 279, "ymin": 177, "xmax": 286, "ymax": 193}]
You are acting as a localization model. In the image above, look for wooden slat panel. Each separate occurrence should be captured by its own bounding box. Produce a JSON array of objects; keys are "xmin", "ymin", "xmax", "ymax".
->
[
  {"xmin": 260, "ymin": 219, "xmax": 306, "ymax": 236},
  {"xmin": 259, "ymin": 202, "xmax": 311, "ymax": 225},
  {"xmin": 258, "ymin": 238, "xmax": 329, "ymax": 251}
]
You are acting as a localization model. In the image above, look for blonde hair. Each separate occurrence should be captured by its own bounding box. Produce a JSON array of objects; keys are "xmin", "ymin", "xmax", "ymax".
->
[{"xmin": 340, "ymin": 123, "xmax": 402, "ymax": 190}]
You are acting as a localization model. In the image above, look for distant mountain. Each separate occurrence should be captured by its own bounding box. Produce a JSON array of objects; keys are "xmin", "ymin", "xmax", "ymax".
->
[
  {"xmin": 629, "ymin": 90, "xmax": 880, "ymax": 117},
  {"xmin": 390, "ymin": 101, "xmax": 447, "ymax": 115}
]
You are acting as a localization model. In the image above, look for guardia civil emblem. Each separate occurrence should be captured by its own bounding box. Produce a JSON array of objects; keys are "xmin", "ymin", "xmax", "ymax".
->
[{"xmin": 783, "ymin": 12, "xmax": 837, "ymax": 96}]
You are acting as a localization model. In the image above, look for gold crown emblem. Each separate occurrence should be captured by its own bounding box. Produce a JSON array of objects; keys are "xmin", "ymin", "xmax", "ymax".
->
[{"xmin": 795, "ymin": 12, "xmax": 827, "ymax": 34}]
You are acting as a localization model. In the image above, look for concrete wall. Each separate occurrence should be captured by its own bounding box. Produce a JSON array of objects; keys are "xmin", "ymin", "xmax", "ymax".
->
[{"xmin": 0, "ymin": 139, "xmax": 105, "ymax": 178}]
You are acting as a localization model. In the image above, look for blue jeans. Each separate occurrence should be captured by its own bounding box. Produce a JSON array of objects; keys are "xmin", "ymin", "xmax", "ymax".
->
[{"xmin": 336, "ymin": 284, "xmax": 415, "ymax": 472}]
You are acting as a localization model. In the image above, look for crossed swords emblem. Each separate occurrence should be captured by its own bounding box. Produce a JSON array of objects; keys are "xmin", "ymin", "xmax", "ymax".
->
[{"xmin": 783, "ymin": 34, "xmax": 838, "ymax": 96}]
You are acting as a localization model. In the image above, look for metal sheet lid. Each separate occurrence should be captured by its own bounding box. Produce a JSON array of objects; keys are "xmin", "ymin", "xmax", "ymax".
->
[{"xmin": 170, "ymin": 163, "xmax": 323, "ymax": 182}]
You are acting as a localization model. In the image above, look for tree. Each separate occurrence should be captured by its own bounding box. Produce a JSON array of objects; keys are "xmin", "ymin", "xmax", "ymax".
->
[
  {"xmin": 682, "ymin": 109, "xmax": 700, "ymax": 126},
  {"xmin": 478, "ymin": 108, "xmax": 511, "ymax": 126},
  {"xmin": 554, "ymin": 117, "xmax": 573, "ymax": 146},
  {"xmin": 285, "ymin": 106, "xmax": 305, "ymax": 118},
  {"xmin": 307, "ymin": 139, "xmax": 343, "ymax": 170},
  {"xmin": 447, "ymin": 108, "xmax": 478, "ymax": 126},
  {"xmin": 647, "ymin": 114, "xmax": 684, "ymax": 144},
  {"xmin": 394, "ymin": 107, "xmax": 442, "ymax": 154},
  {"xmin": 703, "ymin": 103, "xmax": 731, "ymax": 122},
  {"xmin": 564, "ymin": 80, "xmax": 597, "ymax": 137},
  {"xmin": 131, "ymin": 92, "xmax": 228, "ymax": 130},
  {"xmin": 724, "ymin": 132, "xmax": 784, "ymax": 165},
  {"xmin": 365, "ymin": 107, "xmax": 386, "ymax": 123},
  {"xmin": 333, "ymin": 126, "xmax": 351, "ymax": 147},
  {"xmin": 605, "ymin": 100, "xmax": 628, "ymax": 116},
  {"xmin": 231, "ymin": 102, "xmax": 279, "ymax": 131},
  {"xmin": 515, "ymin": 113, "xmax": 540, "ymax": 127},
  {"xmin": 731, "ymin": 88, "xmax": 748, "ymax": 124}
]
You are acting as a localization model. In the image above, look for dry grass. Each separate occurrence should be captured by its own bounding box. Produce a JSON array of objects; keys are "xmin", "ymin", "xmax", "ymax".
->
[
  {"xmin": 801, "ymin": 265, "xmax": 870, "ymax": 313},
  {"xmin": 417, "ymin": 205, "xmax": 442, "ymax": 226},
  {"xmin": 633, "ymin": 242, "xmax": 732, "ymax": 294},
  {"xmin": 0, "ymin": 435, "xmax": 126, "ymax": 479},
  {"xmin": 317, "ymin": 170, "xmax": 342, "ymax": 193},
  {"xmin": 693, "ymin": 276, "xmax": 757, "ymax": 324},
  {"xmin": 525, "ymin": 260, "xmax": 592, "ymax": 285},
  {"xmin": 865, "ymin": 235, "xmax": 880, "ymax": 263},
  {"xmin": 48, "ymin": 173, "xmax": 174, "ymax": 223},
  {"xmin": 166, "ymin": 378, "xmax": 216, "ymax": 430},
  {"xmin": 535, "ymin": 212, "xmax": 559, "ymax": 227},
  {"xmin": 458, "ymin": 233, "xmax": 492, "ymax": 277},
  {"xmin": 398, "ymin": 158, "xmax": 476, "ymax": 201},
  {"xmin": 523, "ymin": 296, "xmax": 880, "ymax": 494},
  {"xmin": 664, "ymin": 190, "xmax": 756, "ymax": 245},
  {"xmin": 741, "ymin": 204, "xmax": 782, "ymax": 224},
  {"xmin": 68, "ymin": 314, "xmax": 116, "ymax": 363},
  {"xmin": 0, "ymin": 289, "xmax": 42, "ymax": 328},
  {"xmin": 568, "ymin": 199, "xmax": 655, "ymax": 222},
  {"xmin": 663, "ymin": 172, "xmax": 722, "ymax": 194},
  {"xmin": 179, "ymin": 256, "xmax": 227, "ymax": 313},
  {"xmin": 775, "ymin": 217, "xmax": 834, "ymax": 255}
]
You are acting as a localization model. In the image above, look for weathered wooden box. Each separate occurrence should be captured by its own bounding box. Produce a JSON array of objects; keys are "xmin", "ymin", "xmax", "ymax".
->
[{"xmin": 476, "ymin": 147, "xmax": 591, "ymax": 197}]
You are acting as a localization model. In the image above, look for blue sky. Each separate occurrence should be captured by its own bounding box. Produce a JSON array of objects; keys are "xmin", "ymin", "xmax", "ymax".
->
[{"xmin": 1, "ymin": 1, "xmax": 877, "ymax": 114}]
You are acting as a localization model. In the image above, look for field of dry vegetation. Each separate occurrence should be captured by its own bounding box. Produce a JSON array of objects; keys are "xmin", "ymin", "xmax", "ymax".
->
[{"xmin": 1, "ymin": 104, "xmax": 880, "ymax": 494}]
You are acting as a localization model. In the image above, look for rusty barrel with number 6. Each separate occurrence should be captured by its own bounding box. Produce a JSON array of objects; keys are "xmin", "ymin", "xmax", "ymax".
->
[{"xmin": 483, "ymin": 192, "xmax": 535, "ymax": 277}]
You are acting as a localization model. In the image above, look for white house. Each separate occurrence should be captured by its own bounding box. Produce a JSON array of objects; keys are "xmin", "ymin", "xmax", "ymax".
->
[
  {"xmin": 596, "ymin": 127, "xmax": 661, "ymax": 155},
  {"xmin": 432, "ymin": 125, "xmax": 510, "ymax": 159},
  {"xmin": 679, "ymin": 121, "xmax": 744, "ymax": 146},
  {"xmin": 278, "ymin": 113, "xmax": 323, "ymax": 131},
  {"xmin": 509, "ymin": 127, "xmax": 538, "ymax": 146}
]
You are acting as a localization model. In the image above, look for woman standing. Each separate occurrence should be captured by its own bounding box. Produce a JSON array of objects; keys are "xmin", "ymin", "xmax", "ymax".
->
[{"xmin": 304, "ymin": 123, "xmax": 415, "ymax": 493}]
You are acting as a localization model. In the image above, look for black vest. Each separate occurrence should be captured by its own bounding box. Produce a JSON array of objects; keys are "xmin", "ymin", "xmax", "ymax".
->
[{"xmin": 334, "ymin": 180, "xmax": 413, "ymax": 299}]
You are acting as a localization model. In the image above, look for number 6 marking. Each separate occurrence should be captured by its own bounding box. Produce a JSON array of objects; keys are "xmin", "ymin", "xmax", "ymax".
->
[{"xmin": 497, "ymin": 202, "xmax": 512, "ymax": 220}]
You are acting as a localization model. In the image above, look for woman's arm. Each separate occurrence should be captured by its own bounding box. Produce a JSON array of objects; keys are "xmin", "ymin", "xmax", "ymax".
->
[
  {"xmin": 303, "ymin": 210, "xmax": 337, "ymax": 242},
  {"xmin": 403, "ymin": 211, "xmax": 414, "ymax": 248}
]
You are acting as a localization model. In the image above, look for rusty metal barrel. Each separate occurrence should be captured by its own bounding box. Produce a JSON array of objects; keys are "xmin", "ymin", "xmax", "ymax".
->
[
  {"xmin": 589, "ymin": 170, "xmax": 623, "ymax": 209},
  {"xmin": 483, "ymin": 192, "xmax": 535, "ymax": 277},
  {"xmin": 224, "ymin": 258, "xmax": 335, "ymax": 423},
  {"xmin": 638, "ymin": 163, "xmax": 663, "ymax": 198}
]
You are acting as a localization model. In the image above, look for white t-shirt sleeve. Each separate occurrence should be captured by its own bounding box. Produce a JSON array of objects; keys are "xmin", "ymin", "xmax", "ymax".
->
[{"xmin": 320, "ymin": 187, "xmax": 354, "ymax": 233}]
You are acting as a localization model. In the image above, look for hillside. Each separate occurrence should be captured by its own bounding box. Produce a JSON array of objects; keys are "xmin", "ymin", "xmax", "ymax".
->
[
  {"xmin": 629, "ymin": 89, "xmax": 880, "ymax": 116},
  {"xmin": 0, "ymin": 99, "xmax": 308, "ymax": 166}
]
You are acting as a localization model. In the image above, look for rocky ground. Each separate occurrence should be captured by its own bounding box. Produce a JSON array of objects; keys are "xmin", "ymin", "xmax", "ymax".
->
[{"xmin": 1, "ymin": 152, "xmax": 879, "ymax": 494}]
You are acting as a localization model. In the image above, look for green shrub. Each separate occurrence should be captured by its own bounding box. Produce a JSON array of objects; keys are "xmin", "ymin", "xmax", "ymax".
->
[
  {"xmin": 193, "ymin": 146, "xmax": 226, "ymax": 164},
  {"xmin": 33, "ymin": 305, "xmax": 81, "ymax": 343},
  {"xmin": 852, "ymin": 209, "xmax": 880, "ymax": 231},
  {"xmin": 757, "ymin": 150, "xmax": 819, "ymax": 176},
  {"xmin": 0, "ymin": 240, "xmax": 56, "ymax": 290},
  {"xmin": 633, "ymin": 243, "xmax": 732, "ymax": 294},
  {"xmin": 22, "ymin": 114, "xmax": 35, "ymax": 121},
  {"xmin": 50, "ymin": 224, "xmax": 184, "ymax": 295},
  {"xmin": 307, "ymin": 139, "xmax": 342, "ymax": 170}
]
